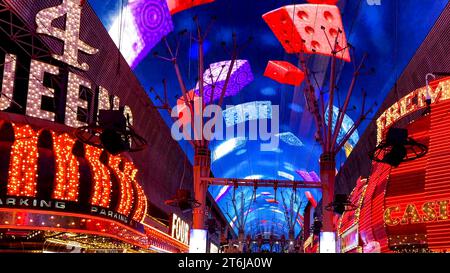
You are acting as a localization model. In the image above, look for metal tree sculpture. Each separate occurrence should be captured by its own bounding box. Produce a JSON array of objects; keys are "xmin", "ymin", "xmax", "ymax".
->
[
  {"xmin": 153, "ymin": 16, "xmax": 252, "ymax": 231},
  {"xmin": 224, "ymin": 186, "xmax": 255, "ymax": 251},
  {"xmin": 262, "ymin": 3, "xmax": 377, "ymax": 243},
  {"xmin": 280, "ymin": 189, "xmax": 304, "ymax": 252}
]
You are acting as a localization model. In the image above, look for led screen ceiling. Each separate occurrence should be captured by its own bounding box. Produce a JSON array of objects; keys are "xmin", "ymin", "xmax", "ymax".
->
[{"xmin": 90, "ymin": 0, "xmax": 448, "ymax": 238}]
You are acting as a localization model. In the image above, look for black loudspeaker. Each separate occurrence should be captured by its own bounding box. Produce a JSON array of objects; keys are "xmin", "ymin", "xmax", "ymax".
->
[
  {"xmin": 100, "ymin": 128, "xmax": 130, "ymax": 155},
  {"xmin": 385, "ymin": 128, "xmax": 408, "ymax": 146},
  {"xmin": 370, "ymin": 127, "xmax": 427, "ymax": 168},
  {"xmin": 382, "ymin": 144, "xmax": 407, "ymax": 167},
  {"xmin": 383, "ymin": 128, "xmax": 408, "ymax": 167},
  {"xmin": 175, "ymin": 189, "xmax": 192, "ymax": 212},
  {"xmin": 165, "ymin": 189, "xmax": 199, "ymax": 213},
  {"xmin": 334, "ymin": 194, "xmax": 349, "ymax": 214},
  {"xmin": 98, "ymin": 109, "xmax": 127, "ymax": 131},
  {"xmin": 97, "ymin": 109, "xmax": 130, "ymax": 155}
]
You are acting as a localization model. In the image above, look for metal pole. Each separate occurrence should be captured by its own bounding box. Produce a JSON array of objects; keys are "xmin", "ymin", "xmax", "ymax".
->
[
  {"xmin": 320, "ymin": 153, "xmax": 335, "ymax": 233},
  {"xmin": 192, "ymin": 145, "xmax": 211, "ymax": 230}
]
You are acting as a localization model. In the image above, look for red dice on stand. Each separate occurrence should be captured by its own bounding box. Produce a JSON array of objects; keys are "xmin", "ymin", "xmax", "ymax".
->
[
  {"xmin": 166, "ymin": 0, "xmax": 215, "ymax": 15},
  {"xmin": 264, "ymin": 60, "xmax": 305, "ymax": 86},
  {"xmin": 262, "ymin": 4, "xmax": 351, "ymax": 62}
]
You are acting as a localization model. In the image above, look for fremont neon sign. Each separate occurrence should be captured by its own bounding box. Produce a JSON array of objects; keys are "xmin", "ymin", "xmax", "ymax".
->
[
  {"xmin": 376, "ymin": 77, "xmax": 450, "ymax": 143},
  {"xmin": 0, "ymin": 0, "xmax": 133, "ymax": 128}
]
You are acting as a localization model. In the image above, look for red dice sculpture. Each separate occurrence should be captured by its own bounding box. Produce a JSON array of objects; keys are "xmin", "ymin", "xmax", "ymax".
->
[
  {"xmin": 264, "ymin": 60, "xmax": 305, "ymax": 86},
  {"xmin": 306, "ymin": 0, "xmax": 339, "ymax": 4},
  {"xmin": 167, "ymin": 0, "xmax": 215, "ymax": 15},
  {"xmin": 262, "ymin": 4, "xmax": 351, "ymax": 62}
]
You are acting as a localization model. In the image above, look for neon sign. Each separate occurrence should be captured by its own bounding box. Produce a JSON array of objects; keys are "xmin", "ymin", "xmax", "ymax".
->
[
  {"xmin": 170, "ymin": 213, "xmax": 189, "ymax": 245},
  {"xmin": 0, "ymin": 0, "xmax": 133, "ymax": 128},
  {"xmin": 384, "ymin": 200, "xmax": 449, "ymax": 226},
  {"xmin": 340, "ymin": 225, "xmax": 359, "ymax": 253},
  {"xmin": 376, "ymin": 77, "xmax": 450, "ymax": 143},
  {"xmin": 0, "ymin": 122, "xmax": 148, "ymax": 225}
]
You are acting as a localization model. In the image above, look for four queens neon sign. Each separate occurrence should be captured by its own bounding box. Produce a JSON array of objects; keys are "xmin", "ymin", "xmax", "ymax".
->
[{"xmin": 0, "ymin": 0, "xmax": 133, "ymax": 128}]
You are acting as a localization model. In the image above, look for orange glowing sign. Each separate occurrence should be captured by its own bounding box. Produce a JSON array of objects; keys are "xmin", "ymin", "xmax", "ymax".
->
[{"xmin": 0, "ymin": 122, "xmax": 147, "ymax": 225}]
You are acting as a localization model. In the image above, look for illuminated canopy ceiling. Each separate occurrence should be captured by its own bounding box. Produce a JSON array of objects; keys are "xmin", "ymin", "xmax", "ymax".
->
[{"xmin": 90, "ymin": 0, "xmax": 448, "ymax": 239}]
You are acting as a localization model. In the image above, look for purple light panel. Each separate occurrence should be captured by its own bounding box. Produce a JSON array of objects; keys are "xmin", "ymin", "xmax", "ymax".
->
[
  {"xmin": 295, "ymin": 170, "xmax": 320, "ymax": 182},
  {"xmin": 195, "ymin": 60, "xmax": 253, "ymax": 102},
  {"xmin": 109, "ymin": 0, "xmax": 173, "ymax": 69}
]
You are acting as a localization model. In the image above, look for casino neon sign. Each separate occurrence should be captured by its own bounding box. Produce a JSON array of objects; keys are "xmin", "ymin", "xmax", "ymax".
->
[
  {"xmin": 384, "ymin": 200, "xmax": 449, "ymax": 227},
  {"xmin": 376, "ymin": 77, "xmax": 450, "ymax": 143}
]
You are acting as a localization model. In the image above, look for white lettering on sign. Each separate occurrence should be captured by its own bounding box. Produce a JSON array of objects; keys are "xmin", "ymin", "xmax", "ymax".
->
[
  {"xmin": 171, "ymin": 213, "xmax": 190, "ymax": 245},
  {"xmin": 35, "ymin": 0, "xmax": 98, "ymax": 71},
  {"xmin": 0, "ymin": 0, "xmax": 135, "ymax": 128}
]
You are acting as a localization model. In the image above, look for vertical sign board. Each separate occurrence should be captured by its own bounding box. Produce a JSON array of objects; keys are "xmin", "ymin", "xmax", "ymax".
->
[
  {"xmin": 189, "ymin": 229, "xmax": 207, "ymax": 253},
  {"xmin": 319, "ymin": 232, "xmax": 336, "ymax": 253},
  {"xmin": 170, "ymin": 213, "xmax": 189, "ymax": 245},
  {"xmin": 340, "ymin": 225, "xmax": 359, "ymax": 253}
]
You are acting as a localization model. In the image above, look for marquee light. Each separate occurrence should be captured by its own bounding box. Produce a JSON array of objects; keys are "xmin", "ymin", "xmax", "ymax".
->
[
  {"xmin": 0, "ymin": 0, "xmax": 135, "ymax": 129},
  {"xmin": 35, "ymin": 0, "xmax": 99, "ymax": 71},
  {"xmin": 1, "ymin": 123, "xmax": 147, "ymax": 223},
  {"xmin": 132, "ymin": 177, "xmax": 147, "ymax": 222},
  {"xmin": 85, "ymin": 146, "xmax": 112, "ymax": 208},
  {"xmin": 376, "ymin": 77, "xmax": 450, "ymax": 143},
  {"xmin": 65, "ymin": 72, "xmax": 91, "ymax": 128},
  {"xmin": 109, "ymin": 156, "xmax": 134, "ymax": 216},
  {"xmin": 0, "ymin": 52, "xmax": 132, "ymax": 129},
  {"xmin": 384, "ymin": 200, "xmax": 449, "ymax": 227},
  {"xmin": 8, "ymin": 124, "xmax": 39, "ymax": 197},
  {"xmin": 0, "ymin": 54, "xmax": 16, "ymax": 111},
  {"xmin": 341, "ymin": 100, "xmax": 450, "ymax": 252},
  {"xmin": 52, "ymin": 133, "xmax": 80, "ymax": 202},
  {"xmin": 26, "ymin": 60, "xmax": 59, "ymax": 121}
]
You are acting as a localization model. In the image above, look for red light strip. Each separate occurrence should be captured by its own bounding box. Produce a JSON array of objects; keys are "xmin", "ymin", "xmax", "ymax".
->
[
  {"xmin": 85, "ymin": 146, "xmax": 112, "ymax": 208},
  {"xmin": 109, "ymin": 156, "xmax": 134, "ymax": 216},
  {"xmin": 52, "ymin": 133, "xmax": 80, "ymax": 201},
  {"xmin": 7, "ymin": 124, "xmax": 38, "ymax": 197}
]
